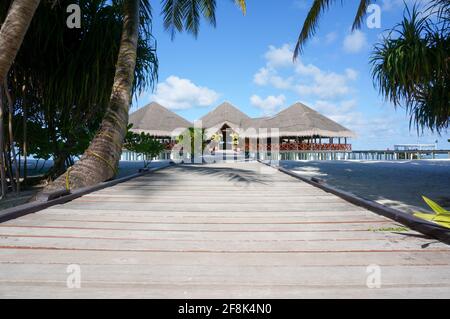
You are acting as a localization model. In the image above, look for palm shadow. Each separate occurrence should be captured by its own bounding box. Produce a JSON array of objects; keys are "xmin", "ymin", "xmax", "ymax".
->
[{"xmin": 171, "ymin": 164, "xmax": 269, "ymax": 186}]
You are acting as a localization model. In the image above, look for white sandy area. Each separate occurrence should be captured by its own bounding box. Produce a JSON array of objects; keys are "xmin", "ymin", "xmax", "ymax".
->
[{"xmin": 280, "ymin": 160, "xmax": 450, "ymax": 214}]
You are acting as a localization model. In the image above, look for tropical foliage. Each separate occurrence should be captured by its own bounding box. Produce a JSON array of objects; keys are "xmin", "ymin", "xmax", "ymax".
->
[
  {"xmin": 293, "ymin": 0, "xmax": 449, "ymax": 133},
  {"xmin": 294, "ymin": 0, "xmax": 374, "ymax": 59},
  {"xmin": 124, "ymin": 125, "xmax": 165, "ymax": 167},
  {"xmin": 177, "ymin": 127, "xmax": 208, "ymax": 162},
  {"xmin": 0, "ymin": 0, "xmax": 157, "ymax": 196},
  {"xmin": 414, "ymin": 196, "xmax": 450, "ymax": 229},
  {"xmin": 45, "ymin": 0, "xmax": 246, "ymax": 190},
  {"xmin": 371, "ymin": 5, "xmax": 449, "ymax": 132},
  {"xmin": 0, "ymin": 0, "xmax": 246, "ymax": 197}
]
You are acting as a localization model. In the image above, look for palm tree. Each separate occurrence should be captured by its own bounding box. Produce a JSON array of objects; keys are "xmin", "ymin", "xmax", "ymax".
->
[
  {"xmin": 0, "ymin": 0, "xmax": 40, "ymax": 81},
  {"xmin": 45, "ymin": 0, "xmax": 142, "ymax": 190},
  {"xmin": 46, "ymin": 0, "xmax": 247, "ymax": 191},
  {"xmin": 294, "ymin": 0, "xmax": 449, "ymax": 59},
  {"xmin": 2, "ymin": 0, "xmax": 158, "ymax": 183},
  {"xmin": 293, "ymin": 0, "xmax": 372, "ymax": 60},
  {"xmin": 371, "ymin": 5, "xmax": 449, "ymax": 132},
  {"xmin": 0, "ymin": 0, "xmax": 40, "ymax": 196},
  {"xmin": 293, "ymin": 0, "xmax": 449, "ymax": 132}
]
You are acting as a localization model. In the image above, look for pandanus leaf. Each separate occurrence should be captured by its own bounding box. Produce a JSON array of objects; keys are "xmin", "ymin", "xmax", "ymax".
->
[
  {"xmin": 422, "ymin": 196, "xmax": 450, "ymax": 215},
  {"xmin": 413, "ymin": 196, "xmax": 450, "ymax": 229}
]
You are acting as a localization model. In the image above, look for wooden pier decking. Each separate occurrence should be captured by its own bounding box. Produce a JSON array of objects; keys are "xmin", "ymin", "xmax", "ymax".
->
[{"xmin": 0, "ymin": 161, "xmax": 449, "ymax": 298}]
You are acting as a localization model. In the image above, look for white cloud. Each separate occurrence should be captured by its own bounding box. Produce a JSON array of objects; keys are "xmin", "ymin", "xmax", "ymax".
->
[
  {"xmin": 345, "ymin": 68, "xmax": 359, "ymax": 80},
  {"xmin": 254, "ymin": 44, "xmax": 358, "ymax": 100},
  {"xmin": 343, "ymin": 30, "xmax": 367, "ymax": 53},
  {"xmin": 314, "ymin": 99, "xmax": 357, "ymax": 117},
  {"xmin": 264, "ymin": 44, "xmax": 294, "ymax": 68},
  {"xmin": 309, "ymin": 99, "xmax": 366, "ymax": 139},
  {"xmin": 295, "ymin": 62, "xmax": 321, "ymax": 77},
  {"xmin": 250, "ymin": 94, "xmax": 286, "ymax": 115},
  {"xmin": 294, "ymin": 63, "xmax": 358, "ymax": 99},
  {"xmin": 253, "ymin": 67, "xmax": 271, "ymax": 86},
  {"xmin": 251, "ymin": 46, "xmax": 427, "ymax": 148},
  {"xmin": 325, "ymin": 31, "xmax": 338, "ymax": 45},
  {"xmin": 269, "ymin": 74, "xmax": 293, "ymax": 89},
  {"xmin": 253, "ymin": 67, "xmax": 293, "ymax": 89},
  {"xmin": 151, "ymin": 76, "xmax": 219, "ymax": 110},
  {"xmin": 310, "ymin": 99, "xmax": 410, "ymax": 148}
]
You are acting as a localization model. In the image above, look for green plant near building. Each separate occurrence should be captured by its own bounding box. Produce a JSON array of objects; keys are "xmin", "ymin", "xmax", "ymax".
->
[{"xmin": 124, "ymin": 125, "xmax": 165, "ymax": 168}]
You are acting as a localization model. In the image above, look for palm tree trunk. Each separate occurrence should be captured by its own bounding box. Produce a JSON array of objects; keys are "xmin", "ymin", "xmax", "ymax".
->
[
  {"xmin": 45, "ymin": 0, "xmax": 140, "ymax": 191},
  {"xmin": 0, "ymin": 0, "xmax": 39, "ymax": 196},
  {"xmin": 22, "ymin": 94, "xmax": 28, "ymax": 185},
  {"xmin": 4, "ymin": 81, "xmax": 20, "ymax": 193},
  {"xmin": 0, "ymin": 89, "xmax": 7, "ymax": 198},
  {"xmin": 0, "ymin": 0, "xmax": 40, "ymax": 82}
]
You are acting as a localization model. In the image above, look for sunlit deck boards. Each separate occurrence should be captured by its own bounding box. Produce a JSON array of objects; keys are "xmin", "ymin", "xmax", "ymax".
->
[{"xmin": 0, "ymin": 162, "xmax": 449, "ymax": 298}]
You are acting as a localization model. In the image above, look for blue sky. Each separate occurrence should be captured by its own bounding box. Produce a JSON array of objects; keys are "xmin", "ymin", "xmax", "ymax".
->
[{"xmin": 134, "ymin": 0, "xmax": 448, "ymax": 150}]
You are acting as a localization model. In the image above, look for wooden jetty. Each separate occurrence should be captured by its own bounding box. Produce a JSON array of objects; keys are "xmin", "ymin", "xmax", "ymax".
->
[
  {"xmin": 0, "ymin": 162, "xmax": 449, "ymax": 298},
  {"xmin": 275, "ymin": 149, "xmax": 450, "ymax": 161}
]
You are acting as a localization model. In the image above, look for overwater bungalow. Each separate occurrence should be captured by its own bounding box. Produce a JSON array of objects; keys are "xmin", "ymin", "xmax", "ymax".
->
[{"xmin": 124, "ymin": 101, "xmax": 355, "ymax": 161}]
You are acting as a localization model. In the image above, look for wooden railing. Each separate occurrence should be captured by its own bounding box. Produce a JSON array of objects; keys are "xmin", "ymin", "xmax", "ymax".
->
[
  {"xmin": 245, "ymin": 143, "xmax": 352, "ymax": 152},
  {"xmin": 164, "ymin": 142, "xmax": 352, "ymax": 152}
]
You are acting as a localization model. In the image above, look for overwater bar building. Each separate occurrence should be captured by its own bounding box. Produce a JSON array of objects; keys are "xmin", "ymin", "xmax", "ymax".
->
[{"xmin": 123, "ymin": 101, "xmax": 355, "ymax": 161}]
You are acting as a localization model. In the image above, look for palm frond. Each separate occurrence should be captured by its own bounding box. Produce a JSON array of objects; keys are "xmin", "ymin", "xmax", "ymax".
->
[
  {"xmin": 233, "ymin": 0, "xmax": 246, "ymax": 15},
  {"xmin": 200, "ymin": 0, "xmax": 216, "ymax": 27},
  {"xmin": 184, "ymin": 0, "xmax": 201, "ymax": 36},
  {"xmin": 162, "ymin": 0, "xmax": 243, "ymax": 39},
  {"xmin": 370, "ymin": 4, "xmax": 449, "ymax": 132},
  {"xmin": 352, "ymin": 0, "xmax": 373, "ymax": 31},
  {"xmin": 294, "ymin": 0, "xmax": 338, "ymax": 60},
  {"xmin": 0, "ymin": 0, "xmax": 158, "ymax": 163},
  {"xmin": 162, "ymin": 0, "xmax": 186, "ymax": 40}
]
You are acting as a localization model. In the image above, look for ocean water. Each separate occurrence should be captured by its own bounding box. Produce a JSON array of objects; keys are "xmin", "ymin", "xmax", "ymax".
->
[
  {"xmin": 280, "ymin": 159, "xmax": 450, "ymax": 213},
  {"xmin": 16, "ymin": 159, "xmax": 169, "ymax": 179}
]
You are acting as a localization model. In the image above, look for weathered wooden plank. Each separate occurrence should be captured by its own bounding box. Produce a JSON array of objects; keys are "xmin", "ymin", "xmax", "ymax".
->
[
  {"xmin": 76, "ymin": 196, "xmax": 345, "ymax": 204},
  {"xmin": 1, "ymin": 283, "xmax": 449, "ymax": 299},
  {"xmin": 94, "ymin": 189, "xmax": 332, "ymax": 194},
  {"xmin": 0, "ymin": 219, "xmax": 396, "ymax": 231},
  {"xmin": 30, "ymin": 208, "xmax": 380, "ymax": 218},
  {"xmin": 0, "ymin": 264, "xmax": 450, "ymax": 286},
  {"xmin": 1, "ymin": 161, "xmax": 448, "ymax": 298},
  {"xmin": 50, "ymin": 202, "xmax": 365, "ymax": 212},
  {"xmin": 0, "ymin": 226, "xmax": 428, "ymax": 242},
  {"xmin": 0, "ymin": 236, "xmax": 447, "ymax": 252},
  {"xmin": 84, "ymin": 192, "xmax": 339, "ymax": 198},
  {"xmin": 18, "ymin": 214, "xmax": 389, "ymax": 224},
  {"xmin": 1, "ymin": 249, "xmax": 449, "ymax": 266}
]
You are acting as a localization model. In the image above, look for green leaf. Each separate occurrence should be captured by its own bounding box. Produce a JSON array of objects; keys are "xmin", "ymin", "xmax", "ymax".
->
[
  {"xmin": 422, "ymin": 196, "xmax": 449, "ymax": 215},
  {"xmin": 413, "ymin": 212, "xmax": 436, "ymax": 222},
  {"xmin": 414, "ymin": 212, "xmax": 450, "ymax": 229}
]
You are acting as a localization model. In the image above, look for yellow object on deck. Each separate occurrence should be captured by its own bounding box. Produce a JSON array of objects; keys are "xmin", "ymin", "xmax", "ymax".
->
[{"xmin": 414, "ymin": 196, "xmax": 450, "ymax": 229}]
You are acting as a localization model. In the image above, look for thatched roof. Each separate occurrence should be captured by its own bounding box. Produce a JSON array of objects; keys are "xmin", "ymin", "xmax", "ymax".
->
[
  {"xmin": 246, "ymin": 103, "xmax": 355, "ymax": 138},
  {"xmin": 200, "ymin": 102, "xmax": 250, "ymax": 128},
  {"xmin": 129, "ymin": 102, "xmax": 192, "ymax": 137},
  {"xmin": 129, "ymin": 101, "xmax": 355, "ymax": 138}
]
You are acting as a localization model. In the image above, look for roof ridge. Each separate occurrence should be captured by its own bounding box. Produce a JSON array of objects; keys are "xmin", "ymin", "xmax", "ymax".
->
[
  {"xmin": 130, "ymin": 100, "xmax": 355, "ymax": 138},
  {"xmin": 138, "ymin": 102, "xmax": 192, "ymax": 124}
]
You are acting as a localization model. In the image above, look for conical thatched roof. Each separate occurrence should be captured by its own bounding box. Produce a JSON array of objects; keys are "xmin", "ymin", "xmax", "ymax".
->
[
  {"xmin": 129, "ymin": 102, "xmax": 192, "ymax": 137},
  {"xmin": 258, "ymin": 102, "xmax": 355, "ymax": 138},
  {"xmin": 129, "ymin": 101, "xmax": 355, "ymax": 139},
  {"xmin": 200, "ymin": 102, "xmax": 250, "ymax": 128}
]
